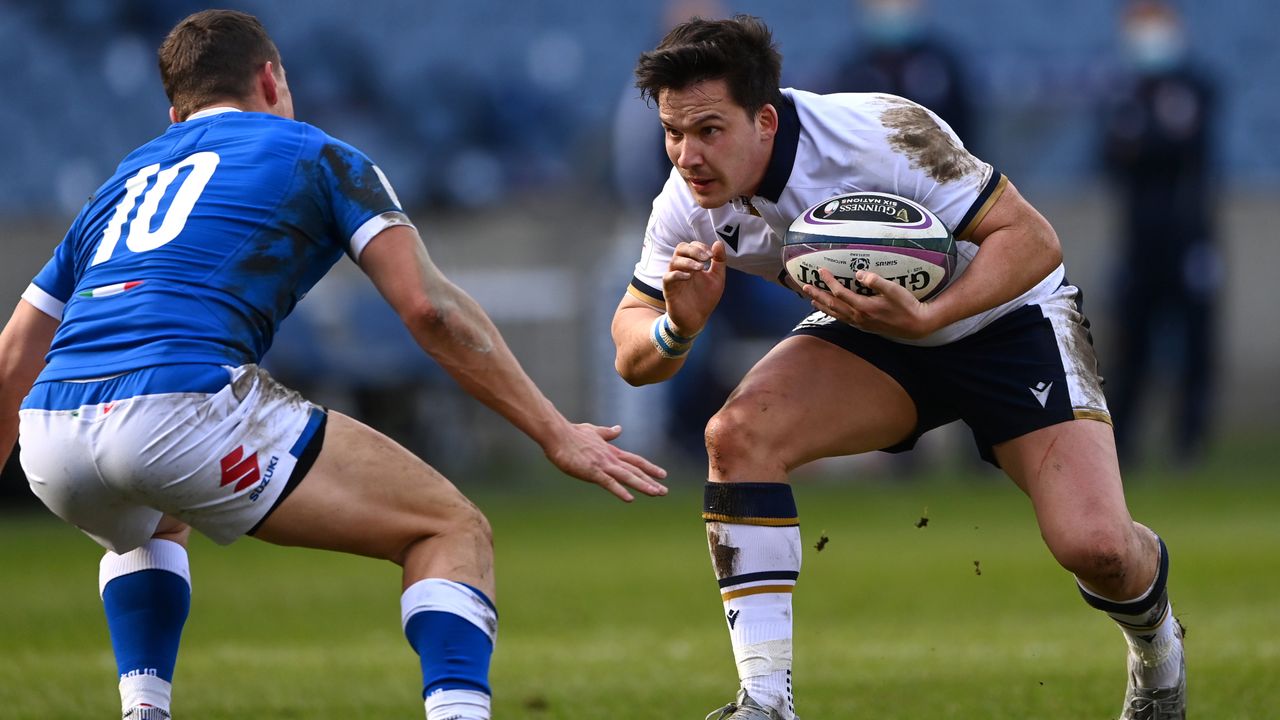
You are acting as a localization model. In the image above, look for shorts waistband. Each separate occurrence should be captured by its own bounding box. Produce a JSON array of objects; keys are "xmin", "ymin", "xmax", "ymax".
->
[{"xmin": 22, "ymin": 364, "xmax": 235, "ymax": 411}]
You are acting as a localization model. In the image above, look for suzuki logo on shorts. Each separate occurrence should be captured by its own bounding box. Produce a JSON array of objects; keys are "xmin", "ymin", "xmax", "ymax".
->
[{"xmin": 219, "ymin": 445, "xmax": 260, "ymax": 492}]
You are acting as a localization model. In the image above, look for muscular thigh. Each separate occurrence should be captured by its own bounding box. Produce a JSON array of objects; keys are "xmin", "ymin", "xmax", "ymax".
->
[
  {"xmin": 710, "ymin": 334, "xmax": 917, "ymax": 480},
  {"xmin": 252, "ymin": 411, "xmax": 481, "ymax": 564}
]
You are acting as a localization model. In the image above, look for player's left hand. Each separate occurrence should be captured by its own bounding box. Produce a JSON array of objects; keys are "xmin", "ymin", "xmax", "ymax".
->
[
  {"xmin": 543, "ymin": 423, "xmax": 669, "ymax": 503},
  {"xmin": 802, "ymin": 268, "xmax": 938, "ymax": 340}
]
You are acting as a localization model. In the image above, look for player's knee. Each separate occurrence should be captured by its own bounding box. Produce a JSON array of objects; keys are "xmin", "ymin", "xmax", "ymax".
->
[
  {"xmin": 462, "ymin": 501, "xmax": 494, "ymax": 547},
  {"xmin": 392, "ymin": 497, "xmax": 492, "ymax": 567},
  {"xmin": 1046, "ymin": 525, "xmax": 1133, "ymax": 584},
  {"xmin": 439, "ymin": 497, "xmax": 492, "ymax": 548},
  {"xmin": 705, "ymin": 400, "xmax": 783, "ymax": 477}
]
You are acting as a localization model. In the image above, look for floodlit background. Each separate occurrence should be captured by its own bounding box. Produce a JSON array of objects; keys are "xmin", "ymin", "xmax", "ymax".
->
[{"xmin": 1, "ymin": 2, "xmax": 1277, "ymax": 718}]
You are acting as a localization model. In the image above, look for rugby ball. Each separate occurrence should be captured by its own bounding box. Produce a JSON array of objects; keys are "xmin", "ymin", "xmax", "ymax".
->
[{"xmin": 783, "ymin": 192, "xmax": 956, "ymax": 301}]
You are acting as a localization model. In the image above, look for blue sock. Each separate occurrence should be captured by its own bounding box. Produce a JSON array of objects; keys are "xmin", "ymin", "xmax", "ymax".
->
[
  {"xmin": 99, "ymin": 539, "xmax": 191, "ymax": 712},
  {"xmin": 401, "ymin": 579, "xmax": 497, "ymax": 700}
]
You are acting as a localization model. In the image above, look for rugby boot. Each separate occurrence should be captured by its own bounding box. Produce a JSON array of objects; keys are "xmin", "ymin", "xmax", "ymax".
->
[
  {"xmin": 122, "ymin": 706, "xmax": 171, "ymax": 720},
  {"xmin": 705, "ymin": 689, "xmax": 796, "ymax": 720},
  {"xmin": 1118, "ymin": 622, "xmax": 1186, "ymax": 720}
]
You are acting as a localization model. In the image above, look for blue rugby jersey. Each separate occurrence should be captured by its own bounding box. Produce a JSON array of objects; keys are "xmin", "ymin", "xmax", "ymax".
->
[{"xmin": 24, "ymin": 107, "xmax": 412, "ymax": 384}]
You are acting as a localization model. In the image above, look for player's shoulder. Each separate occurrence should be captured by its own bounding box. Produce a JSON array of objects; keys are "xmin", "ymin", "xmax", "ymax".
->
[
  {"xmin": 786, "ymin": 88, "xmax": 934, "ymax": 134},
  {"xmin": 199, "ymin": 112, "xmax": 374, "ymax": 165},
  {"xmin": 250, "ymin": 116, "xmax": 368, "ymax": 163}
]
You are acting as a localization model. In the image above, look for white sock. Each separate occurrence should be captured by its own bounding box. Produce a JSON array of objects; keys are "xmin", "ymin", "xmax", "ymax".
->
[
  {"xmin": 119, "ymin": 673, "xmax": 173, "ymax": 714},
  {"xmin": 425, "ymin": 688, "xmax": 490, "ymax": 720},
  {"xmin": 708, "ymin": 522, "xmax": 801, "ymax": 719},
  {"xmin": 1116, "ymin": 600, "xmax": 1184, "ymax": 688}
]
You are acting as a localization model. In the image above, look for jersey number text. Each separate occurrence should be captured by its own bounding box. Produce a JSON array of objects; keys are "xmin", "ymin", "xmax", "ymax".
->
[{"xmin": 91, "ymin": 151, "xmax": 221, "ymax": 266}]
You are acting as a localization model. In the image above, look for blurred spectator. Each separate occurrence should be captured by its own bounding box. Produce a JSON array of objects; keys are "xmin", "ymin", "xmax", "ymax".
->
[
  {"xmin": 829, "ymin": 0, "xmax": 986, "ymax": 472},
  {"xmin": 1100, "ymin": 0, "xmax": 1222, "ymax": 468},
  {"xmin": 611, "ymin": 0, "xmax": 728, "ymax": 215},
  {"xmin": 832, "ymin": 0, "xmax": 975, "ymax": 148}
]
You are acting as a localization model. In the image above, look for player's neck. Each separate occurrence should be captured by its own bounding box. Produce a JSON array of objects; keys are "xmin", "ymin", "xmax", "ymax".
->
[{"xmin": 183, "ymin": 97, "xmax": 279, "ymax": 121}]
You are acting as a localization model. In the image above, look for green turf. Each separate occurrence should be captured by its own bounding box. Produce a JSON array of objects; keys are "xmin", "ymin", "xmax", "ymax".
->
[{"xmin": 1, "ymin": 440, "xmax": 1276, "ymax": 719}]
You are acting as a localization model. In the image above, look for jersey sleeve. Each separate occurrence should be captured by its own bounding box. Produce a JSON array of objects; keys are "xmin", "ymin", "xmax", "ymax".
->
[
  {"xmin": 23, "ymin": 228, "xmax": 78, "ymax": 319},
  {"xmin": 627, "ymin": 174, "xmax": 694, "ymax": 309},
  {"xmin": 317, "ymin": 139, "xmax": 416, "ymax": 260}
]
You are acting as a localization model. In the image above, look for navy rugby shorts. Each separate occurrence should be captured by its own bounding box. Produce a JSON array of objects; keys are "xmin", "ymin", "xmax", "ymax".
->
[{"xmin": 788, "ymin": 283, "xmax": 1110, "ymax": 466}]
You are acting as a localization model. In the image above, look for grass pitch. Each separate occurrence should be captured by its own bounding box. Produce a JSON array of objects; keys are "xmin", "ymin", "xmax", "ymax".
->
[{"xmin": 1, "ymin": 440, "xmax": 1276, "ymax": 719}]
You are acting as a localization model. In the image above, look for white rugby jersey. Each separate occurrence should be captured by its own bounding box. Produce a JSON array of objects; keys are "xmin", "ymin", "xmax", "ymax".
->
[{"xmin": 627, "ymin": 88, "xmax": 1066, "ymax": 346}]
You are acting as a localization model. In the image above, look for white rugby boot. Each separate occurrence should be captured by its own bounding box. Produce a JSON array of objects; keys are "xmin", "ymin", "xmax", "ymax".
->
[{"xmin": 704, "ymin": 689, "xmax": 795, "ymax": 720}]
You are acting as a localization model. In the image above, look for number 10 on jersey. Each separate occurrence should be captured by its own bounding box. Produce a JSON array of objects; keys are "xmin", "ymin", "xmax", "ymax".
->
[{"xmin": 91, "ymin": 151, "xmax": 221, "ymax": 266}]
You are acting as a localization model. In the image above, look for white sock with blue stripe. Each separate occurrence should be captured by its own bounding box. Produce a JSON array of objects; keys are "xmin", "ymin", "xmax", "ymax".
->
[
  {"xmin": 401, "ymin": 578, "xmax": 497, "ymax": 720},
  {"xmin": 705, "ymin": 483, "xmax": 801, "ymax": 720}
]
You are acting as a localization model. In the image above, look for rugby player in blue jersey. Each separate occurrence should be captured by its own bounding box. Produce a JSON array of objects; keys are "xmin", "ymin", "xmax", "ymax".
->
[
  {"xmin": 0, "ymin": 10, "xmax": 666, "ymax": 720},
  {"xmin": 611, "ymin": 15, "xmax": 1183, "ymax": 720}
]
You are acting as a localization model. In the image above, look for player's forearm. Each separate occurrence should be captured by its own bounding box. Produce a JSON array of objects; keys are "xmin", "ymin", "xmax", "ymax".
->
[
  {"xmin": 927, "ymin": 221, "xmax": 1061, "ymax": 332},
  {"xmin": 406, "ymin": 284, "xmax": 573, "ymax": 448},
  {"xmin": 0, "ymin": 365, "xmax": 25, "ymax": 465},
  {"xmin": 611, "ymin": 310, "xmax": 687, "ymax": 386},
  {"xmin": 0, "ymin": 387, "xmax": 20, "ymax": 469},
  {"xmin": 0, "ymin": 303, "xmax": 57, "ymax": 469}
]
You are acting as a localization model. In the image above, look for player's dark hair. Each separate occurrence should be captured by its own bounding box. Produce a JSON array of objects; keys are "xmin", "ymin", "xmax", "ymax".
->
[
  {"xmin": 158, "ymin": 10, "xmax": 281, "ymax": 120},
  {"xmin": 634, "ymin": 14, "xmax": 784, "ymax": 117}
]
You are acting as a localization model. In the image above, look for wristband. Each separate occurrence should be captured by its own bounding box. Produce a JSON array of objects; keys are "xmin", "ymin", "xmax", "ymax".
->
[{"xmin": 650, "ymin": 313, "xmax": 699, "ymax": 359}]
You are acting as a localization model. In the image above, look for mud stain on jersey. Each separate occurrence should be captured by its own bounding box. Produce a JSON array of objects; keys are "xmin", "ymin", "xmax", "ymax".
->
[
  {"xmin": 320, "ymin": 143, "xmax": 391, "ymax": 212},
  {"xmin": 708, "ymin": 526, "xmax": 740, "ymax": 579},
  {"xmin": 880, "ymin": 99, "xmax": 978, "ymax": 184},
  {"xmin": 226, "ymin": 156, "xmax": 326, "ymax": 318}
]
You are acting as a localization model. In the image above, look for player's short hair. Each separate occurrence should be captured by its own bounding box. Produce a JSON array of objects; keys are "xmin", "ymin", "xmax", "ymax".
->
[
  {"xmin": 634, "ymin": 14, "xmax": 784, "ymax": 118},
  {"xmin": 158, "ymin": 10, "xmax": 282, "ymax": 120}
]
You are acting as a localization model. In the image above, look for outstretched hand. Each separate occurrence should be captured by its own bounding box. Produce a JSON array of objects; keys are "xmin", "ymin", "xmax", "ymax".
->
[
  {"xmin": 543, "ymin": 423, "xmax": 668, "ymax": 502},
  {"xmin": 802, "ymin": 268, "xmax": 939, "ymax": 340}
]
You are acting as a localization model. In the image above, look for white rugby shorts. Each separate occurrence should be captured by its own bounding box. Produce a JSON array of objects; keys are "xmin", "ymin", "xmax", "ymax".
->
[{"xmin": 19, "ymin": 364, "xmax": 326, "ymax": 553}]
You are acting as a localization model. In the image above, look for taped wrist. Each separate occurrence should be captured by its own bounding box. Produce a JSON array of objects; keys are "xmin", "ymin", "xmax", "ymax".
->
[{"xmin": 650, "ymin": 313, "xmax": 698, "ymax": 359}]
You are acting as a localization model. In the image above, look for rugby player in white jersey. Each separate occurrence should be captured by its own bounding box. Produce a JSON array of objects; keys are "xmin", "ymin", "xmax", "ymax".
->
[
  {"xmin": 610, "ymin": 15, "xmax": 1184, "ymax": 720},
  {"xmin": 0, "ymin": 10, "xmax": 665, "ymax": 720}
]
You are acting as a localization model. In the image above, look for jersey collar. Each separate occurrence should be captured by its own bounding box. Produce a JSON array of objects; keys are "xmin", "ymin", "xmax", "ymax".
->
[
  {"xmin": 754, "ymin": 95, "xmax": 801, "ymax": 203},
  {"xmin": 185, "ymin": 106, "xmax": 243, "ymax": 121}
]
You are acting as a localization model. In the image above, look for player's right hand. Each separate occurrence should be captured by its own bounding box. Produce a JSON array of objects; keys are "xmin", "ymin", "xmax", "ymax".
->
[
  {"xmin": 543, "ymin": 423, "xmax": 668, "ymax": 502},
  {"xmin": 662, "ymin": 239, "xmax": 727, "ymax": 337}
]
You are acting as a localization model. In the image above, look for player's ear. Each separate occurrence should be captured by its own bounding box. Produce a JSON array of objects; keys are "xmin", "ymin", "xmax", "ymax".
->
[
  {"xmin": 756, "ymin": 103, "xmax": 779, "ymax": 141},
  {"xmin": 259, "ymin": 61, "xmax": 280, "ymax": 107},
  {"xmin": 168, "ymin": 107, "xmax": 179, "ymax": 124}
]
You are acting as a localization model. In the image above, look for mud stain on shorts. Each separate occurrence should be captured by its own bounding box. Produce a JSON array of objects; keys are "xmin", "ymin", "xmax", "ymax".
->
[{"xmin": 231, "ymin": 364, "xmax": 306, "ymax": 405}]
